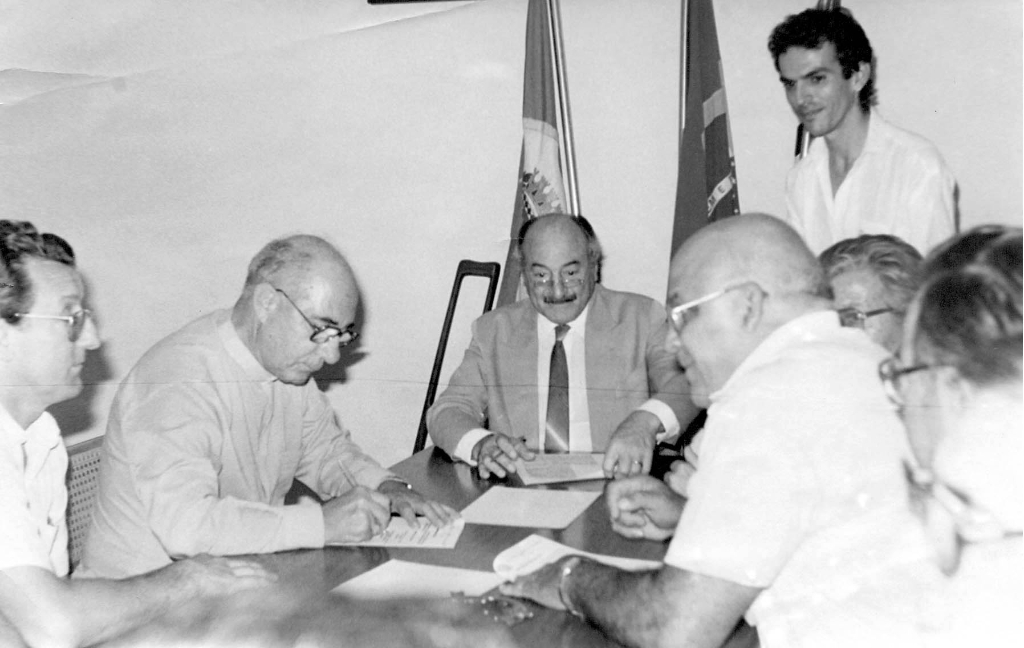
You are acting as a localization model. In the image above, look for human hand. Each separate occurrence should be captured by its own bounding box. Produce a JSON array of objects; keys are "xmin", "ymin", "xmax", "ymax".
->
[
  {"xmin": 664, "ymin": 459, "xmax": 697, "ymax": 497},
  {"xmin": 606, "ymin": 475, "xmax": 683, "ymax": 541},
  {"xmin": 473, "ymin": 434, "xmax": 536, "ymax": 479},
  {"xmin": 377, "ymin": 480, "xmax": 460, "ymax": 528},
  {"xmin": 174, "ymin": 554, "xmax": 277, "ymax": 596},
  {"xmin": 321, "ymin": 486, "xmax": 392, "ymax": 543},
  {"xmin": 498, "ymin": 555, "xmax": 577, "ymax": 611},
  {"xmin": 603, "ymin": 411, "xmax": 660, "ymax": 478}
]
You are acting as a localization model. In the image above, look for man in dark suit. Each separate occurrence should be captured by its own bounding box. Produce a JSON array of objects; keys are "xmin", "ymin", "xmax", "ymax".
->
[{"xmin": 428, "ymin": 214, "xmax": 698, "ymax": 479}]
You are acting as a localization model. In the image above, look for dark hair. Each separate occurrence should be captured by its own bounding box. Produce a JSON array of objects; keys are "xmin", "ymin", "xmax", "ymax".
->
[
  {"xmin": 819, "ymin": 234, "xmax": 922, "ymax": 310},
  {"xmin": 0, "ymin": 220, "xmax": 76, "ymax": 324},
  {"xmin": 912, "ymin": 226, "xmax": 1023, "ymax": 386},
  {"xmin": 768, "ymin": 8, "xmax": 876, "ymax": 112},
  {"xmin": 515, "ymin": 213, "xmax": 603, "ymax": 279}
]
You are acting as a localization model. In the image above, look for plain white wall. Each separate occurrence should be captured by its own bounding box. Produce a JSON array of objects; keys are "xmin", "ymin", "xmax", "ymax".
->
[{"xmin": 0, "ymin": 0, "xmax": 1020, "ymax": 468}]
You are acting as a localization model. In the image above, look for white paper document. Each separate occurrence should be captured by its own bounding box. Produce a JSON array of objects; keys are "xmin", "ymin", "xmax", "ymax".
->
[
  {"xmin": 459, "ymin": 486, "xmax": 600, "ymax": 529},
  {"xmin": 516, "ymin": 453, "xmax": 606, "ymax": 485},
  {"xmin": 493, "ymin": 534, "xmax": 662, "ymax": 581},
  {"xmin": 332, "ymin": 559, "xmax": 502, "ymax": 599},
  {"xmin": 330, "ymin": 517, "xmax": 465, "ymax": 548}
]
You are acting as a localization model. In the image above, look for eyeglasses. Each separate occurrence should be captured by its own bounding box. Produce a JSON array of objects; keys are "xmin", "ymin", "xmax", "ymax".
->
[
  {"xmin": 273, "ymin": 288, "xmax": 359, "ymax": 347},
  {"xmin": 668, "ymin": 282, "xmax": 761, "ymax": 334},
  {"xmin": 837, "ymin": 306, "xmax": 896, "ymax": 328},
  {"xmin": 903, "ymin": 460, "xmax": 1023, "ymax": 574},
  {"xmin": 15, "ymin": 309, "xmax": 93, "ymax": 342},
  {"xmin": 877, "ymin": 356, "xmax": 941, "ymax": 407},
  {"xmin": 529, "ymin": 271, "xmax": 586, "ymax": 289}
]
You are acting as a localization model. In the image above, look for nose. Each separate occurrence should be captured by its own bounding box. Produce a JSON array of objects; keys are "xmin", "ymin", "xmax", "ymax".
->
[
  {"xmin": 320, "ymin": 339, "xmax": 342, "ymax": 365},
  {"xmin": 549, "ymin": 278, "xmax": 567, "ymax": 300},
  {"xmin": 78, "ymin": 316, "xmax": 102, "ymax": 351}
]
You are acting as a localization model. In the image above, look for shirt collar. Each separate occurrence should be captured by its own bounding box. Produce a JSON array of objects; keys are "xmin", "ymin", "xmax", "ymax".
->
[
  {"xmin": 218, "ymin": 312, "xmax": 278, "ymax": 383},
  {"xmin": 0, "ymin": 402, "xmax": 62, "ymax": 452}
]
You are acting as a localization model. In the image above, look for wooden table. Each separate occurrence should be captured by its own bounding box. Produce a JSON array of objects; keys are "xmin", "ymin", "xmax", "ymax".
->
[{"xmin": 252, "ymin": 447, "xmax": 757, "ymax": 648}]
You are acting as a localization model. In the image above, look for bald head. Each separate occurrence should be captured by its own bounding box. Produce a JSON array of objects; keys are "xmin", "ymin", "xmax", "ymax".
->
[
  {"xmin": 234, "ymin": 235, "xmax": 359, "ymax": 384},
  {"xmin": 669, "ymin": 213, "xmax": 828, "ymax": 306}
]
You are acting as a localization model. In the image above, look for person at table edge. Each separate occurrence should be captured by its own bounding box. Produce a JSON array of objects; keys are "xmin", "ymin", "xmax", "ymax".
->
[
  {"xmin": 0, "ymin": 220, "xmax": 272, "ymax": 648},
  {"xmin": 427, "ymin": 213, "xmax": 699, "ymax": 479},
  {"xmin": 502, "ymin": 214, "xmax": 924, "ymax": 647},
  {"xmin": 77, "ymin": 234, "xmax": 457, "ymax": 580}
]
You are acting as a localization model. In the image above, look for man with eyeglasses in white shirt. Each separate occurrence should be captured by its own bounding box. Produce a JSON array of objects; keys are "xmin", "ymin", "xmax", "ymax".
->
[
  {"xmin": 0, "ymin": 220, "xmax": 273, "ymax": 647},
  {"xmin": 502, "ymin": 214, "xmax": 927, "ymax": 648},
  {"xmin": 78, "ymin": 234, "xmax": 457, "ymax": 580},
  {"xmin": 428, "ymin": 213, "xmax": 699, "ymax": 479}
]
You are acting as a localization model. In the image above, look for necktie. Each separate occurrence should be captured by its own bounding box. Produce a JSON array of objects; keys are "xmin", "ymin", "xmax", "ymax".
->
[{"xmin": 545, "ymin": 324, "xmax": 570, "ymax": 453}]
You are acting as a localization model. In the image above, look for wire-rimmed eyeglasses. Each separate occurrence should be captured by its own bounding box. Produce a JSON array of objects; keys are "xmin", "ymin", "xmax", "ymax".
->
[
  {"xmin": 15, "ymin": 309, "xmax": 93, "ymax": 342},
  {"xmin": 838, "ymin": 306, "xmax": 896, "ymax": 328},
  {"xmin": 669, "ymin": 282, "xmax": 763, "ymax": 334},
  {"xmin": 273, "ymin": 288, "xmax": 359, "ymax": 347}
]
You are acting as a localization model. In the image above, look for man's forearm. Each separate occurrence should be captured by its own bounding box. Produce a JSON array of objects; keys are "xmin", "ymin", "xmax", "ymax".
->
[{"xmin": 562, "ymin": 560, "xmax": 669, "ymax": 648}]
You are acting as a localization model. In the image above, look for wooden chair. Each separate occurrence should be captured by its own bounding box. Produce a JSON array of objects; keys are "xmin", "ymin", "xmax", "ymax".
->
[
  {"xmin": 65, "ymin": 436, "xmax": 104, "ymax": 571},
  {"xmin": 413, "ymin": 260, "xmax": 500, "ymax": 454}
]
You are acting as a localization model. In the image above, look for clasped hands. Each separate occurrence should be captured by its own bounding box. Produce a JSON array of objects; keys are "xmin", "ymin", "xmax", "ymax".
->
[{"xmin": 321, "ymin": 481, "xmax": 459, "ymax": 544}]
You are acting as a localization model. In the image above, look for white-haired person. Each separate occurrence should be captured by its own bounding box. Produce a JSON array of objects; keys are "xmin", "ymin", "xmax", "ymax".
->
[{"xmin": 879, "ymin": 224, "xmax": 1022, "ymax": 645}]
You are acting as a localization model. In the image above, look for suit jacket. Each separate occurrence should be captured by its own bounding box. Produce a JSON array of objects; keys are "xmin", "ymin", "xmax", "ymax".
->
[{"xmin": 427, "ymin": 284, "xmax": 691, "ymax": 455}]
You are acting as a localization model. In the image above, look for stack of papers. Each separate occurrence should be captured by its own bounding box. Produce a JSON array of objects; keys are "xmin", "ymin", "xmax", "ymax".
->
[
  {"xmin": 493, "ymin": 534, "xmax": 662, "ymax": 581},
  {"xmin": 329, "ymin": 517, "xmax": 465, "ymax": 548},
  {"xmin": 515, "ymin": 453, "xmax": 606, "ymax": 485}
]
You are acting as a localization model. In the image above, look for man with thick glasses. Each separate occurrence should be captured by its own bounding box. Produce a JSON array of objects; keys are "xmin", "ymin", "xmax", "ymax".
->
[
  {"xmin": 0, "ymin": 220, "xmax": 273, "ymax": 646},
  {"xmin": 819, "ymin": 233, "xmax": 922, "ymax": 353},
  {"xmin": 79, "ymin": 235, "xmax": 456, "ymax": 579},
  {"xmin": 503, "ymin": 214, "xmax": 924, "ymax": 647},
  {"xmin": 427, "ymin": 214, "xmax": 698, "ymax": 479}
]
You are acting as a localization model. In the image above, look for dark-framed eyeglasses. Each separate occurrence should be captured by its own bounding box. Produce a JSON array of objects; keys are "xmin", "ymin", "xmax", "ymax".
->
[
  {"xmin": 838, "ymin": 306, "xmax": 897, "ymax": 328},
  {"xmin": 877, "ymin": 356, "xmax": 940, "ymax": 407},
  {"xmin": 272, "ymin": 288, "xmax": 359, "ymax": 347},
  {"xmin": 14, "ymin": 309, "xmax": 93, "ymax": 342},
  {"xmin": 668, "ymin": 281, "xmax": 765, "ymax": 334}
]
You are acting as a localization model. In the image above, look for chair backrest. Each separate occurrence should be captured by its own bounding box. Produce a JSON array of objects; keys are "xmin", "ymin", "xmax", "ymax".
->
[
  {"xmin": 65, "ymin": 436, "xmax": 103, "ymax": 570},
  {"xmin": 413, "ymin": 260, "xmax": 500, "ymax": 454}
]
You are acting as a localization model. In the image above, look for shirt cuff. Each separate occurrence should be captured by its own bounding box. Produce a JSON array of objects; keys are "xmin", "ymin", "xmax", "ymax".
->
[
  {"xmin": 453, "ymin": 428, "xmax": 492, "ymax": 465},
  {"xmin": 284, "ymin": 501, "xmax": 327, "ymax": 549},
  {"xmin": 637, "ymin": 399, "xmax": 680, "ymax": 442}
]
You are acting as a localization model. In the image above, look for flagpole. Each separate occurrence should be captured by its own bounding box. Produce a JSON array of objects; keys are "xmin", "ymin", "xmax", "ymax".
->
[
  {"xmin": 680, "ymin": 0, "xmax": 688, "ymax": 138},
  {"xmin": 547, "ymin": 0, "xmax": 580, "ymax": 215}
]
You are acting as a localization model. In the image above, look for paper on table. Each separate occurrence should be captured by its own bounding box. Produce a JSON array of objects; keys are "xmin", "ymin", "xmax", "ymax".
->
[
  {"xmin": 493, "ymin": 534, "xmax": 662, "ymax": 581},
  {"xmin": 460, "ymin": 486, "xmax": 600, "ymax": 529},
  {"xmin": 329, "ymin": 517, "xmax": 465, "ymax": 548},
  {"xmin": 515, "ymin": 453, "xmax": 606, "ymax": 485},
  {"xmin": 332, "ymin": 559, "xmax": 502, "ymax": 599}
]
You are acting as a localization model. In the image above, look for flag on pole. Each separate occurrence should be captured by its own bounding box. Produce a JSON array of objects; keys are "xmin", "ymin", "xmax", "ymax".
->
[
  {"xmin": 497, "ymin": 0, "xmax": 569, "ymax": 307},
  {"xmin": 670, "ymin": 0, "xmax": 740, "ymax": 257}
]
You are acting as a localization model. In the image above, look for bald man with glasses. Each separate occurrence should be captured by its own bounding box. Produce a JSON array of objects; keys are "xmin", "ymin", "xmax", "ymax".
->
[{"xmin": 78, "ymin": 235, "xmax": 456, "ymax": 580}]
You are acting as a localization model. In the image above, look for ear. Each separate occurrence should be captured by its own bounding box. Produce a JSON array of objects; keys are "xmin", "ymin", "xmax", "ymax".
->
[
  {"xmin": 251, "ymin": 283, "xmax": 279, "ymax": 324},
  {"xmin": 851, "ymin": 61, "xmax": 871, "ymax": 93},
  {"xmin": 736, "ymin": 284, "xmax": 767, "ymax": 331},
  {"xmin": 936, "ymin": 366, "xmax": 974, "ymax": 410}
]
